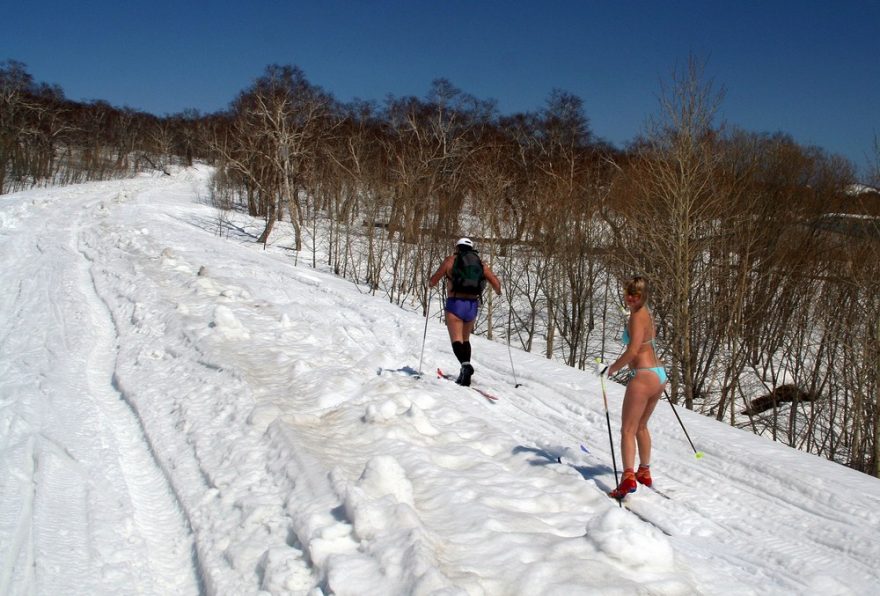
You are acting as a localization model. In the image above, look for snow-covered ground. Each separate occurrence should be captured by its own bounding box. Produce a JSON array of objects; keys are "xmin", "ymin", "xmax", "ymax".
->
[{"xmin": 2, "ymin": 166, "xmax": 879, "ymax": 595}]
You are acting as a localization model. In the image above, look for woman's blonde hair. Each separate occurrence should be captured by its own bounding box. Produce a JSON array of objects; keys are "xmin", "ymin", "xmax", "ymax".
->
[{"xmin": 623, "ymin": 276, "xmax": 649, "ymax": 301}]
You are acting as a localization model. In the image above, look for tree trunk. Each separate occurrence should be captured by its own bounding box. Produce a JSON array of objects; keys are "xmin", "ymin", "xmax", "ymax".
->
[{"xmin": 257, "ymin": 195, "xmax": 278, "ymax": 248}]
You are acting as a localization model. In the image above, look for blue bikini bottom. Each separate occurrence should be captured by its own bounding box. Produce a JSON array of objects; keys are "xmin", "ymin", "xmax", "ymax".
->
[
  {"xmin": 446, "ymin": 297, "xmax": 478, "ymax": 323},
  {"xmin": 632, "ymin": 366, "xmax": 668, "ymax": 385}
]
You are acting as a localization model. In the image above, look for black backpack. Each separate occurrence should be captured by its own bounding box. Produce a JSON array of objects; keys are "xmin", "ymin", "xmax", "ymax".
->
[{"xmin": 450, "ymin": 249, "xmax": 486, "ymax": 296}]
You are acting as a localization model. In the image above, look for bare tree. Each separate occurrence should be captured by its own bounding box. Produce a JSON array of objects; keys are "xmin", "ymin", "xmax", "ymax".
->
[
  {"xmin": 211, "ymin": 65, "xmax": 333, "ymax": 250},
  {"xmin": 610, "ymin": 56, "xmax": 728, "ymax": 409}
]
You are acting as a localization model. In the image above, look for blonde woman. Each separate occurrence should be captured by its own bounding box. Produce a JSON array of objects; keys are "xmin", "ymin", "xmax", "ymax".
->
[{"xmin": 597, "ymin": 276, "xmax": 667, "ymax": 499}]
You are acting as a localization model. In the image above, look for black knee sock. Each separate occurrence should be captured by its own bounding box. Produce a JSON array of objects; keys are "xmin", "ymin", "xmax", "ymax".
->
[
  {"xmin": 462, "ymin": 341, "xmax": 471, "ymax": 364},
  {"xmin": 452, "ymin": 341, "xmax": 466, "ymax": 364}
]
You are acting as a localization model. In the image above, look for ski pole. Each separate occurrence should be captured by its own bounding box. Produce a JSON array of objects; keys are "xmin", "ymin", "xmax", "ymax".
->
[
  {"xmin": 506, "ymin": 296, "xmax": 522, "ymax": 388},
  {"xmin": 598, "ymin": 367, "xmax": 622, "ymax": 508},
  {"xmin": 417, "ymin": 287, "xmax": 432, "ymax": 378},
  {"xmin": 599, "ymin": 276, "xmax": 622, "ymax": 505},
  {"xmin": 664, "ymin": 389, "xmax": 704, "ymax": 459},
  {"xmin": 507, "ymin": 336, "xmax": 521, "ymax": 388}
]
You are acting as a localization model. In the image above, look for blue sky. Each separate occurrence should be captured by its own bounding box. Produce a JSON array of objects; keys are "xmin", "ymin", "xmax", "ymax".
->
[{"xmin": 4, "ymin": 1, "xmax": 878, "ymax": 176}]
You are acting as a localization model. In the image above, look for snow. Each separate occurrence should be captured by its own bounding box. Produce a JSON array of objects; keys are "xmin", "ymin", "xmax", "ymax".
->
[
  {"xmin": 2, "ymin": 166, "xmax": 879, "ymax": 595},
  {"xmin": 845, "ymin": 184, "xmax": 879, "ymax": 196}
]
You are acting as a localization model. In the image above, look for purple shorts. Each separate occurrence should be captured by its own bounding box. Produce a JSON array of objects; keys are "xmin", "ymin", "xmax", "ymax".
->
[{"xmin": 446, "ymin": 297, "xmax": 479, "ymax": 322}]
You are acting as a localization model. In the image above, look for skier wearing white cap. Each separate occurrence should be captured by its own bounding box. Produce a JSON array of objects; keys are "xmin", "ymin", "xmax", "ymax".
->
[{"xmin": 429, "ymin": 237, "xmax": 502, "ymax": 386}]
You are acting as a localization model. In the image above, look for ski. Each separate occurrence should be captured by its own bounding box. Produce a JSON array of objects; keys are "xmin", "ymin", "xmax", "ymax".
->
[
  {"xmin": 552, "ymin": 446, "xmax": 676, "ymax": 535},
  {"xmin": 552, "ymin": 446, "xmax": 672, "ymax": 535},
  {"xmin": 614, "ymin": 498, "xmax": 673, "ymax": 536},
  {"xmin": 641, "ymin": 485, "xmax": 672, "ymax": 500},
  {"xmin": 437, "ymin": 368, "xmax": 499, "ymax": 402},
  {"xmin": 577, "ymin": 444, "xmax": 671, "ymax": 500}
]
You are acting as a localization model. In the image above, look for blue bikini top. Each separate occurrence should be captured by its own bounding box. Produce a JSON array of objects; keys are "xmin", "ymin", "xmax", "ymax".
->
[{"xmin": 622, "ymin": 325, "xmax": 657, "ymax": 347}]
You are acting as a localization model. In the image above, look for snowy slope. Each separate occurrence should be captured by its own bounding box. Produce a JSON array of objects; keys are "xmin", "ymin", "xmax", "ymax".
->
[{"xmin": 1, "ymin": 167, "xmax": 879, "ymax": 595}]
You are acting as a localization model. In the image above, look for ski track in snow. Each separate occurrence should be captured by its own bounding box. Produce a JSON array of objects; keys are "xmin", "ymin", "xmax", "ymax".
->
[
  {"xmin": 0, "ymin": 180, "xmax": 201, "ymax": 595},
  {"xmin": 2, "ymin": 168, "xmax": 880, "ymax": 595},
  {"xmin": 77, "ymin": 176, "xmax": 320, "ymax": 594}
]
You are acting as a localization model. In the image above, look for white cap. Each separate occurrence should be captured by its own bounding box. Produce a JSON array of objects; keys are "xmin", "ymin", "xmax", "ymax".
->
[{"xmin": 456, "ymin": 237, "xmax": 474, "ymax": 248}]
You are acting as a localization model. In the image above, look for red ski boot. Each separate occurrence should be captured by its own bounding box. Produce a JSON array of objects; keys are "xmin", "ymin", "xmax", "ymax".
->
[
  {"xmin": 609, "ymin": 469, "xmax": 637, "ymax": 500},
  {"xmin": 636, "ymin": 464, "xmax": 653, "ymax": 488}
]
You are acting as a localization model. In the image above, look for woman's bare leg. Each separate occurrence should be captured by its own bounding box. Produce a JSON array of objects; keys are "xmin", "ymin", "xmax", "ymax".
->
[
  {"xmin": 636, "ymin": 389, "xmax": 662, "ymax": 465},
  {"xmin": 620, "ymin": 372, "xmax": 662, "ymax": 470}
]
